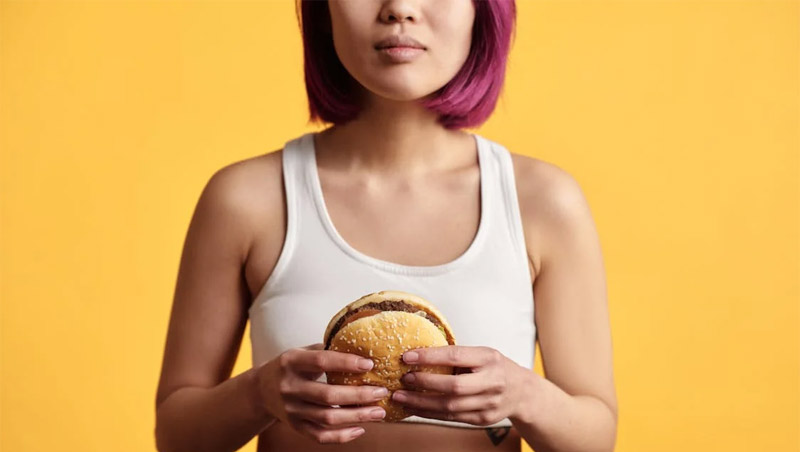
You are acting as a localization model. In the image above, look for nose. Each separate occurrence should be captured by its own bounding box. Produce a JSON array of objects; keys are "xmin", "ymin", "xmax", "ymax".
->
[{"xmin": 379, "ymin": 0, "xmax": 419, "ymax": 24}]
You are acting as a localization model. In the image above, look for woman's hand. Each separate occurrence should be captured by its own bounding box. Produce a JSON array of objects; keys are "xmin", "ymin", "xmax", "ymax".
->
[
  {"xmin": 254, "ymin": 343, "xmax": 389, "ymax": 444},
  {"xmin": 391, "ymin": 345, "xmax": 531, "ymax": 426}
]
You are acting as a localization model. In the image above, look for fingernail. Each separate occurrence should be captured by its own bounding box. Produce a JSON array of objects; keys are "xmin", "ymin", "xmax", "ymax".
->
[
  {"xmin": 373, "ymin": 387, "xmax": 389, "ymax": 397},
  {"xmin": 403, "ymin": 351, "xmax": 418, "ymax": 363},
  {"xmin": 358, "ymin": 359, "xmax": 374, "ymax": 370},
  {"xmin": 392, "ymin": 391, "xmax": 408, "ymax": 402},
  {"xmin": 403, "ymin": 373, "xmax": 416, "ymax": 384},
  {"xmin": 350, "ymin": 427, "xmax": 365, "ymax": 438},
  {"xmin": 370, "ymin": 408, "xmax": 386, "ymax": 419}
]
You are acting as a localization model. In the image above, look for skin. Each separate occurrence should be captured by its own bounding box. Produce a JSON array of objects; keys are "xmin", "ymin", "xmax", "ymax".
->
[
  {"xmin": 155, "ymin": 1, "xmax": 617, "ymax": 451},
  {"xmin": 318, "ymin": 0, "xmax": 476, "ymax": 180}
]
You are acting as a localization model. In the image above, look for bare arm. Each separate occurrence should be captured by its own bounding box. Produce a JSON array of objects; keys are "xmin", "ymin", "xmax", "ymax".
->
[
  {"xmin": 511, "ymin": 163, "xmax": 618, "ymax": 451},
  {"xmin": 154, "ymin": 163, "xmax": 276, "ymax": 452},
  {"xmin": 155, "ymin": 368, "xmax": 275, "ymax": 452}
]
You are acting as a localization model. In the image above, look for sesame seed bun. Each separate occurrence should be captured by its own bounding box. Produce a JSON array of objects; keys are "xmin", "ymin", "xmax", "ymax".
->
[
  {"xmin": 323, "ymin": 291, "xmax": 457, "ymax": 421},
  {"xmin": 323, "ymin": 290, "xmax": 456, "ymax": 347}
]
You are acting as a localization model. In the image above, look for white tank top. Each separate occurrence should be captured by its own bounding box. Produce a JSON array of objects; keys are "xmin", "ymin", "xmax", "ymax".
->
[{"xmin": 248, "ymin": 131, "xmax": 536, "ymax": 429}]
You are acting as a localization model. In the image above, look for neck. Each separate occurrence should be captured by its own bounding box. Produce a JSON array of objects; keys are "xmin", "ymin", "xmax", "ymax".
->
[{"xmin": 314, "ymin": 95, "xmax": 474, "ymax": 178}]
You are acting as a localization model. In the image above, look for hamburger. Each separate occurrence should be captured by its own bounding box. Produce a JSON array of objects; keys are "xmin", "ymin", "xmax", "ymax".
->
[{"xmin": 323, "ymin": 290, "xmax": 456, "ymax": 421}]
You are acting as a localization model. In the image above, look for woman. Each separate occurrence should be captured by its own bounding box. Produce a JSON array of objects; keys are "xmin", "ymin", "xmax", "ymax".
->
[{"xmin": 155, "ymin": 1, "xmax": 618, "ymax": 451}]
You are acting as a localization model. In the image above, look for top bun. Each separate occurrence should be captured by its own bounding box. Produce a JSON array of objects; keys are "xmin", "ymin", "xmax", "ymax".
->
[{"xmin": 323, "ymin": 290, "xmax": 456, "ymax": 348}]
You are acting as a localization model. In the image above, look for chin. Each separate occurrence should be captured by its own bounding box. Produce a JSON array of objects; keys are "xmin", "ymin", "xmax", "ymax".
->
[{"xmin": 358, "ymin": 74, "xmax": 447, "ymax": 103}]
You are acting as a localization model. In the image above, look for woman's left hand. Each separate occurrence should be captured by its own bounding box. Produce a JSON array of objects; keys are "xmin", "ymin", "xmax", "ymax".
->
[{"xmin": 391, "ymin": 345, "xmax": 533, "ymax": 426}]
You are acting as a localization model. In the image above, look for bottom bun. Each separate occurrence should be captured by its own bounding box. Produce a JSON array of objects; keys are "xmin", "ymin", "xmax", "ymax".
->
[{"xmin": 325, "ymin": 311, "xmax": 453, "ymax": 421}]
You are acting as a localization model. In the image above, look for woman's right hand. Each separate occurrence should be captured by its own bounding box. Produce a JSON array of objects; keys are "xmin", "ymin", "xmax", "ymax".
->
[{"xmin": 254, "ymin": 343, "xmax": 389, "ymax": 444}]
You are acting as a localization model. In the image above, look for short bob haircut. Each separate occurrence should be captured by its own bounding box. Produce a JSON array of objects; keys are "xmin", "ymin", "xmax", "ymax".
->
[{"xmin": 295, "ymin": 0, "xmax": 516, "ymax": 130}]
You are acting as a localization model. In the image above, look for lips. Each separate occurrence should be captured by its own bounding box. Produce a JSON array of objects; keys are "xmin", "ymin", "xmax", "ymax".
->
[{"xmin": 374, "ymin": 35, "xmax": 426, "ymax": 50}]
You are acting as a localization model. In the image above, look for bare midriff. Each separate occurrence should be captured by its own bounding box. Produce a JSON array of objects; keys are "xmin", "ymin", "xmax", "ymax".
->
[{"xmin": 257, "ymin": 420, "xmax": 522, "ymax": 452}]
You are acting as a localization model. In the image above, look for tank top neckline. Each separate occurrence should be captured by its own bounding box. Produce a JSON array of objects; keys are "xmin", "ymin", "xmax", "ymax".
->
[{"xmin": 302, "ymin": 131, "xmax": 490, "ymax": 277}]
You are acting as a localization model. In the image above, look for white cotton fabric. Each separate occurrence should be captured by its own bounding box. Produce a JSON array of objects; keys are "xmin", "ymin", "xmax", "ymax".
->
[{"xmin": 248, "ymin": 132, "xmax": 536, "ymax": 429}]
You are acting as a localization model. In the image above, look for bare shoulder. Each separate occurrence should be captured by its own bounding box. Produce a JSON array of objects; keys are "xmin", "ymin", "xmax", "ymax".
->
[
  {"xmin": 203, "ymin": 149, "xmax": 285, "ymax": 253},
  {"xmin": 209, "ymin": 149, "xmax": 284, "ymax": 212},
  {"xmin": 509, "ymin": 153, "xmax": 590, "ymax": 218},
  {"xmin": 214, "ymin": 149, "xmax": 289, "ymax": 301},
  {"xmin": 509, "ymin": 153, "xmax": 594, "ymax": 279}
]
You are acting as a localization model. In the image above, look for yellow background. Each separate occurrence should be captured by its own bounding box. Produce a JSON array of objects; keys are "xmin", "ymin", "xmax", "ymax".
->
[{"xmin": 1, "ymin": 1, "xmax": 797, "ymax": 451}]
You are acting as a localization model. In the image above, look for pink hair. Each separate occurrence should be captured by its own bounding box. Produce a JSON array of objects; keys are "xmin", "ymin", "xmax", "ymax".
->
[{"xmin": 296, "ymin": 0, "xmax": 516, "ymax": 130}]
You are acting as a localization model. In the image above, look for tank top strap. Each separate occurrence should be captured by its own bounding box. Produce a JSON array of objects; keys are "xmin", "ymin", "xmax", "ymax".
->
[
  {"xmin": 482, "ymin": 137, "xmax": 531, "ymax": 275},
  {"xmin": 262, "ymin": 134, "xmax": 309, "ymax": 289}
]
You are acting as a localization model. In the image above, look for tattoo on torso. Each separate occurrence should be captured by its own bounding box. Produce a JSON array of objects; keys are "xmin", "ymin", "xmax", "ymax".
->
[{"xmin": 485, "ymin": 427, "xmax": 511, "ymax": 446}]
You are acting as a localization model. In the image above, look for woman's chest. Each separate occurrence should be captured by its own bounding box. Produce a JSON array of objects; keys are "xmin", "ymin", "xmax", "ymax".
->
[{"xmin": 243, "ymin": 161, "xmax": 540, "ymax": 303}]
